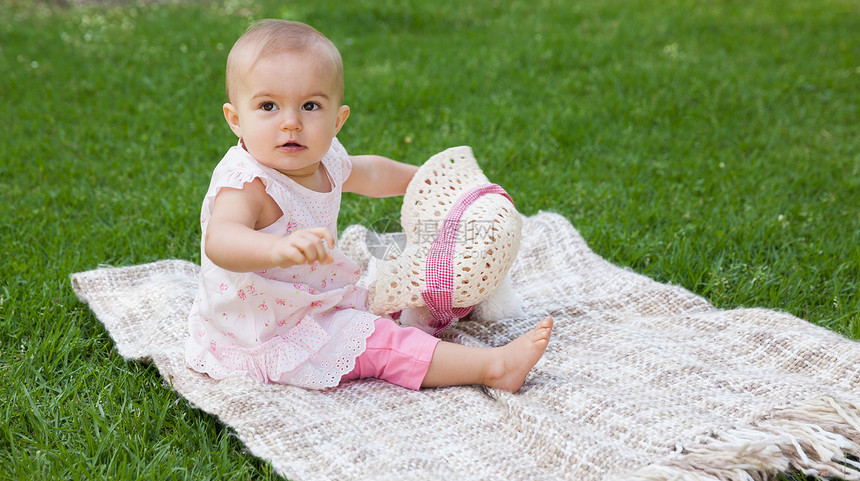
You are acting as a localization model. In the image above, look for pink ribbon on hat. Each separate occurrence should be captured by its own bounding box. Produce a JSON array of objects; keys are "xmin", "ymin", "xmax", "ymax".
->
[{"xmin": 421, "ymin": 183, "xmax": 514, "ymax": 335}]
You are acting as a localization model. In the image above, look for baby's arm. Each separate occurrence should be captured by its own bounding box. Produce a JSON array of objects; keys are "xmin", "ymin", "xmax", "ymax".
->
[
  {"xmin": 343, "ymin": 155, "xmax": 418, "ymax": 197},
  {"xmin": 205, "ymin": 179, "xmax": 334, "ymax": 272}
]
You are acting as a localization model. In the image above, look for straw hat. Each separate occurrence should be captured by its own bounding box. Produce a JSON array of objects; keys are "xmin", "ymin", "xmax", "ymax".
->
[{"xmin": 367, "ymin": 146, "xmax": 522, "ymax": 333}]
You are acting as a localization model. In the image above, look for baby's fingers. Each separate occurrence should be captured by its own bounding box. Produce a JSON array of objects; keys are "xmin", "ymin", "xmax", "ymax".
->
[
  {"xmin": 309, "ymin": 227, "xmax": 336, "ymax": 253},
  {"xmin": 296, "ymin": 229, "xmax": 334, "ymax": 264}
]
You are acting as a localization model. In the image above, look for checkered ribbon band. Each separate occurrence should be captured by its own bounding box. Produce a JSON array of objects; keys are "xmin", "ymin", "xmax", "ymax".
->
[{"xmin": 421, "ymin": 184, "xmax": 514, "ymax": 335}]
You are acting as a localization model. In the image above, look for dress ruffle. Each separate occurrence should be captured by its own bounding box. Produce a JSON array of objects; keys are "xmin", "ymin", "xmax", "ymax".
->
[{"xmin": 186, "ymin": 306, "xmax": 376, "ymax": 389}]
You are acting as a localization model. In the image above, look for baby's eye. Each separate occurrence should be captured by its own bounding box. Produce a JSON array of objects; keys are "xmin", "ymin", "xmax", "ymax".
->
[
  {"xmin": 260, "ymin": 101, "xmax": 278, "ymax": 112},
  {"xmin": 302, "ymin": 102, "xmax": 320, "ymax": 111}
]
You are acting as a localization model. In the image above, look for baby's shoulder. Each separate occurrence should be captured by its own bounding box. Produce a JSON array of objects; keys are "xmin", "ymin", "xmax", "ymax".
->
[
  {"xmin": 209, "ymin": 147, "xmax": 283, "ymax": 190},
  {"xmin": 325, "ymin": 137, "xmax": 352, "ymax": 184},
  {"xmin": 206, "ymin": 147, "xmax": 290, "ymax": 206},
  {"xmin": 213, "ymin": 146, "xmax": 265, "ymax": 177}
]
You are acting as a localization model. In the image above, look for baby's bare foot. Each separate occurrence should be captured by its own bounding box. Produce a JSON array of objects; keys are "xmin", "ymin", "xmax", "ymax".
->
[{"xmin": 484, "ymin": 316, "xmax": 553, "ymax": 392}]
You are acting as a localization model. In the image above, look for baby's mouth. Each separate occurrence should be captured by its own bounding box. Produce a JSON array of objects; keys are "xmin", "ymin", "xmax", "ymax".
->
[{"xmin": 279, "ymin": 141, "xmax": 306, "ymax": 152}]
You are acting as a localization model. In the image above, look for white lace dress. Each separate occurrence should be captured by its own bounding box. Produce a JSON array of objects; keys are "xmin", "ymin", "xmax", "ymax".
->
[{"xmin": 185, "ymin": 138, "xmax": 377, "ymax": 389}]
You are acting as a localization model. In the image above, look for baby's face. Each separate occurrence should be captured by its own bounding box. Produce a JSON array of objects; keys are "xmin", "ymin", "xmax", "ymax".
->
[{"xmin": 224, "ymin": 51, "xmax": 348, "ymax": 178}]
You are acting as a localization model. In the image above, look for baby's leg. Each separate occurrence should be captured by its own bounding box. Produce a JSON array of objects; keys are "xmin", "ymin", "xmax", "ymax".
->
[
  {"xmin": 421, "ymin": 316, "xmax": 553, "ymax": 392},
  {"xmin": 341, "ymin": 317, "xmax": 441, "ymax": 390}
]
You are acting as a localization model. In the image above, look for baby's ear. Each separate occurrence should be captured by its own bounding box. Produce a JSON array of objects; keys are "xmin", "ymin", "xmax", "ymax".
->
[
  {"xmin": 334, "ymin": 105, "xmax": 350, "ymax": 135},
  {"xmin": 223, "ymin": 103, "xmax": 242, "ymax": 138}
]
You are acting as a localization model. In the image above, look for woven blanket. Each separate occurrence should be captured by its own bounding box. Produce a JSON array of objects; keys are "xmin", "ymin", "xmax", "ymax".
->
[{"xmin": 71, "ymin": 212, "xmax": 860, "ymax": 481}]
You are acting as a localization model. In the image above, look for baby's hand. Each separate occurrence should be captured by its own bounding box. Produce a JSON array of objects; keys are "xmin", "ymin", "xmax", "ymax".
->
[{"xmin": 271, "ymin": 227, "xmax": 335, "ymax": 268}]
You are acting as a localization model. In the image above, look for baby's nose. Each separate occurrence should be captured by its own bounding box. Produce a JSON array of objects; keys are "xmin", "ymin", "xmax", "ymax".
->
[{"xmin": 280, "ymin": 110, "xmax": 301, "ymax": 130}]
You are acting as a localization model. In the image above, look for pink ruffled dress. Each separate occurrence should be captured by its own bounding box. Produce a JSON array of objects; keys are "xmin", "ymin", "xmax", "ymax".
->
[{"xmin": 185, "ymin": 138, "xmax": 378, "ymax": 389}]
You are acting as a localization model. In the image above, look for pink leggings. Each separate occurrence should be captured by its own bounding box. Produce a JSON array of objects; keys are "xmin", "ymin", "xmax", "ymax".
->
[{"xmin": 340, "ymin": 317, "xmax": 440, "ymax": 390}]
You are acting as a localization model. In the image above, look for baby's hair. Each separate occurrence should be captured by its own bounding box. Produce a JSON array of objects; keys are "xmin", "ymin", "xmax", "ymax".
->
[{"xmin": 225, "ymin": 19, "xmax": 344, "ymax": 104}]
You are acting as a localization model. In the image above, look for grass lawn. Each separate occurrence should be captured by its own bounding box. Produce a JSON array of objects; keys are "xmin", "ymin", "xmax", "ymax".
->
[{"xmin": 1, "ymin": 0, "xmax": 858, "ymax": 478}]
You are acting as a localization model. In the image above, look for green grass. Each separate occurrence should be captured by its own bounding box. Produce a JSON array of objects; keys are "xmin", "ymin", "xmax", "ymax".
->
[{"xmin": 1, "ymin": 0, "xmax": 858, "ymax": 478}]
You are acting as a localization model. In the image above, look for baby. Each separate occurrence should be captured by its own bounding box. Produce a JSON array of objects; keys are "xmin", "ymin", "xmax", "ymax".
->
[{"xmin": 185, "ymin": 19, "xmax": 553, "ymax": 391}]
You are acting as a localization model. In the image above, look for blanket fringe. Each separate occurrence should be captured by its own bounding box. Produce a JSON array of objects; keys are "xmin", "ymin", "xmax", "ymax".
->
[{"xmin": 620, "ymin": 396, "xmax": 860, "ymax": 481}]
